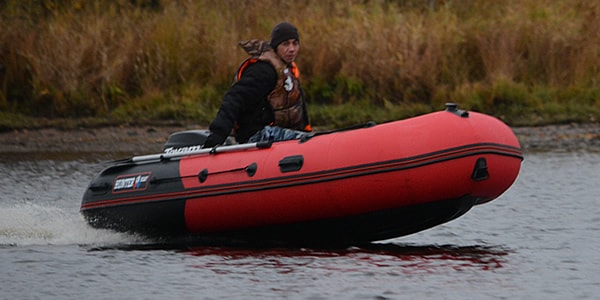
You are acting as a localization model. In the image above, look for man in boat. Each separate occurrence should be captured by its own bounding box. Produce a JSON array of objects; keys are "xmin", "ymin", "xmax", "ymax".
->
[{"xmin": 202, "ymin": 22, "xmax": 312, "ymax": 148}]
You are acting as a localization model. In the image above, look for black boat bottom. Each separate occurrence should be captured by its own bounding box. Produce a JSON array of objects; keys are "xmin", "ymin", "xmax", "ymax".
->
[{"xmin": 82, "ymin": 195, "xmax": 478, "ymax": 247}]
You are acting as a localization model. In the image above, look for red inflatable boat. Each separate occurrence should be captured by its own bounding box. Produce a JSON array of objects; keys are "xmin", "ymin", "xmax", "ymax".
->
[{"xmin": 81, "ymin": 104, "xmax": 523, "ymax": 246}]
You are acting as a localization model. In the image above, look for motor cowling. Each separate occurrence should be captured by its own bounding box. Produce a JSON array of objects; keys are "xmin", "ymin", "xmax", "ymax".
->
[{"xmin": 162, "ymin": 130, "xmax": 233, "ymax": 152}]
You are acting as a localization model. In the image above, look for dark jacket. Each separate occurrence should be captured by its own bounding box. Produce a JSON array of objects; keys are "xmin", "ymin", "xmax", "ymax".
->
[{"xmin": 204, "ymin": 61, "xmax": 309, "ymax": 147}]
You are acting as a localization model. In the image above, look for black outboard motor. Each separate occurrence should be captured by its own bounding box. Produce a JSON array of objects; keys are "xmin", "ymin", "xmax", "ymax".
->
[{"xmin": 162, "ymin": 130, "xmax": 233, "ymax": 152}]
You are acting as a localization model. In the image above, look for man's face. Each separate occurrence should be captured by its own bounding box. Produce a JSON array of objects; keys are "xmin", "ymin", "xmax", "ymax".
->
[{"xmin": 276, "ymin": 39, "xmax": 300, "ymax": 64}]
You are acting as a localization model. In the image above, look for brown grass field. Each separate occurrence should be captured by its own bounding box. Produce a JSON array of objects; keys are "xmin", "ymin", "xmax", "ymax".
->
[{"xmin": 1, "ymin": 0, "xmax": 599, "ymax": 129}]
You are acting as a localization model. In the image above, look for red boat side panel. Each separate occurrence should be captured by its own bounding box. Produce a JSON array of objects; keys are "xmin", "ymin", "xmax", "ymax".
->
[
  {"xmin": 176, "ymin": 110, "xmax": 522, "ymax": 233},
  {"xmin": 181, "ymin": 152, "xmax": 519, "ymax": 233}
]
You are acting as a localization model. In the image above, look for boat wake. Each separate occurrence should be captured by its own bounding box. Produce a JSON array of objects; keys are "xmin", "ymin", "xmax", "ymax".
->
[{"xmin": 0, "ymin": 203, "xmax": 145, "ymax": 247}]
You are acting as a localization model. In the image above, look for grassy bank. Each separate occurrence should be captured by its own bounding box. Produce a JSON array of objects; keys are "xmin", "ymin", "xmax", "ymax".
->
[{"xmin": 1, "ymin": 0, "xmax": 599, "ymax": 130}]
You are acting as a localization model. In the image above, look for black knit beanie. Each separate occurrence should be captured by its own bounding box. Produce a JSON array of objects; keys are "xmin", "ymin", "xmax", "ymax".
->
[{"xmin": 270, "ymin": 22, "xmax": 300, "ymax": 49}]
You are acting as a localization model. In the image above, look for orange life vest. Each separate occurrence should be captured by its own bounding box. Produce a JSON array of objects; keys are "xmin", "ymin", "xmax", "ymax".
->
[{"xmin": 235, "ymin": 58, "xmax": 310, "ymax": 131}]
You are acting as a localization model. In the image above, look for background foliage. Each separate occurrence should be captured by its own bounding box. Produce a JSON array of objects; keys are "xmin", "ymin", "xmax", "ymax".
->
[{"xmin": 1, "ymin": 0, "xmax": 599, "ymax": 129}]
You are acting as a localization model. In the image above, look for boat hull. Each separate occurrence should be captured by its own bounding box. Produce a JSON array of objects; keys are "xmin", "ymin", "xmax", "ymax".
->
[{"xmin": 81, "ymin": 108, "xmax": 523, "ymax": 245}]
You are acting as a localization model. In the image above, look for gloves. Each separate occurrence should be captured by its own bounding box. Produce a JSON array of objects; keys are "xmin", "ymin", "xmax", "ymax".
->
[{"xmin": 202, "ymin": 133, "xmax": 226, "ymax": 148}]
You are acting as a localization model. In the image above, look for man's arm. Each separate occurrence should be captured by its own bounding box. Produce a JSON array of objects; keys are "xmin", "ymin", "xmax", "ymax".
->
[{"xmin": 204, "ymin": 61, "xmax": 277, "ymax": 147}]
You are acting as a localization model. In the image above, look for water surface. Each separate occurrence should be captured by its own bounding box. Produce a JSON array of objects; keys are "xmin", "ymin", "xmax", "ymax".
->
[{"xmin": 1, "ymin": 151, "xmax": 598, "ymax": 299}]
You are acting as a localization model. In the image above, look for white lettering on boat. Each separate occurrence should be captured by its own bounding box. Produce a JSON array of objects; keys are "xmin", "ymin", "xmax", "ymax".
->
[
  {"xmin": 164, "ymin": 145, "xmax": 203, "ymax": 155},
  {"xmin": 113, "ymin": 172, "xmax": 151, "ymax": 193}
]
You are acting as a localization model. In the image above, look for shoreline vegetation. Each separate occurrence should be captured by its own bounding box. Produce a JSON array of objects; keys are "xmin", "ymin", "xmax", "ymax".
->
[
  {"xmin": 1, "ymin": 123, "xmax": 599, "ymax": 155},
  {"xmin": 1, "ymin": 0, "xmax": 599, "ymax": 131}
]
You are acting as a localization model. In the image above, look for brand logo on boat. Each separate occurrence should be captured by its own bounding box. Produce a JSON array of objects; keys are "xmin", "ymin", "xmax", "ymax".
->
[
  {"xmin": 113, "ymin": 172, "xmax": 151, "ymax": 193},
  {"xmin": 164, "ymin": 145, "xmax": 203, "ymax": 155}
]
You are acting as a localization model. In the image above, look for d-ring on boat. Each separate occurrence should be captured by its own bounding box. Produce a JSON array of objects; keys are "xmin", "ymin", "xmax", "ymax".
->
[{"xmin": 80, "ymin": 103, "xmax": 523, "ymax": 246}]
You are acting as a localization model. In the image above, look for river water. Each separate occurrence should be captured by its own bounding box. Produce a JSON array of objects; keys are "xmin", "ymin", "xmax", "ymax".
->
[{"xmin": 0, "ymin": 150, "xmax": 598, "ymax": 299}]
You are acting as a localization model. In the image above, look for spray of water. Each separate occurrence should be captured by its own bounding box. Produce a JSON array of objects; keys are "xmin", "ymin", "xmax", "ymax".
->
[{"xmin": 0, "ymin": 203, "xmax": 145, "ymax": 247}]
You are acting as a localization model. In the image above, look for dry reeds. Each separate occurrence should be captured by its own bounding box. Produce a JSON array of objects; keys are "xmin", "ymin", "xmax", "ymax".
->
[{"xmin": 1, "ymin": 0, "xmax": 598, "ymax": 126}]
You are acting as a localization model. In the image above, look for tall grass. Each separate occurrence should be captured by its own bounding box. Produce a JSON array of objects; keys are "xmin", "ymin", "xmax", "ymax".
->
[{"xmin": 0, "ymin": 0, "xmax": 598, "ymax": 128}]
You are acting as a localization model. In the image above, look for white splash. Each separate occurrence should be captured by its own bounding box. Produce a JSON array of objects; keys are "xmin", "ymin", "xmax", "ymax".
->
[{"xmin": 0, "ymin": 203, "xmax": 144, "ymax": 247}]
